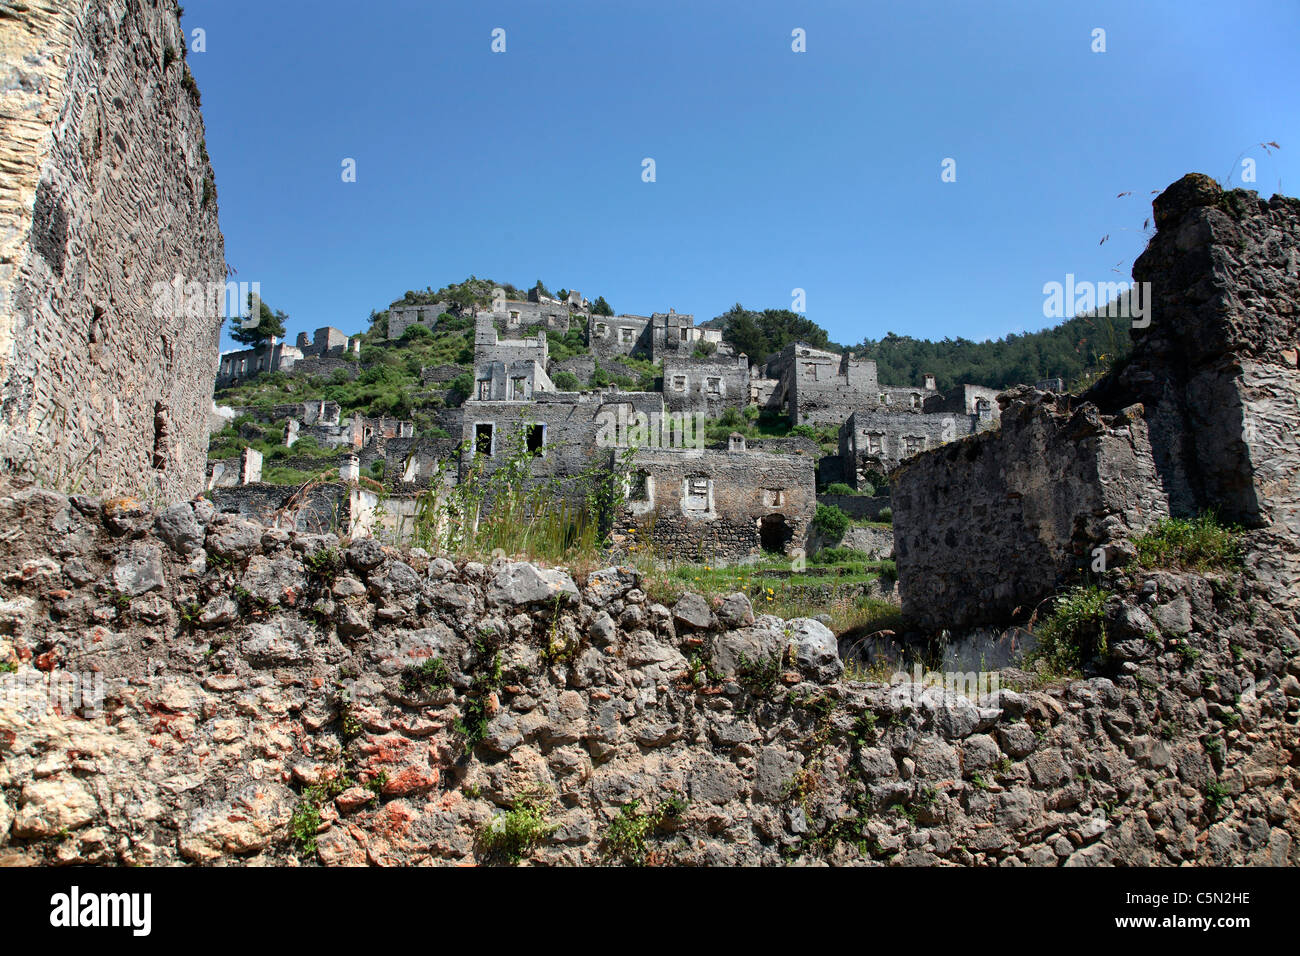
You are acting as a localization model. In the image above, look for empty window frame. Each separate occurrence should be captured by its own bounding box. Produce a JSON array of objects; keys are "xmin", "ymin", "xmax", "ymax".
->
[
  {"xmin": 525, "ymin": 423, "xmax": 545, "ymax": 453},
  {"xmin": 765, "ymin": 488, "xmax": 784, "ymax": 507},
  {"xmin": 628, "ymin": 470, "xmax": 650, "ymax": 501},
  {"xmin": 511, "ymin": 377, "xmax": 527, "ymax": 400},
  {"xmin": 672, "ymin": 375, "xmax": 688, "ymax": 391},
  {"xmin": 706, "ymin": 377, "xmax": 722, "ymax": 394},
  {"xmin": 475, "ymin": 423, "xmax": 495, "ymax": 457},
  {"xmin": 684, "ymin": 475, "xmax": 711, "ymax": 512},
  {"xmin": 620, "ymin": 328, "xmax": 635, "ymax": 344}
]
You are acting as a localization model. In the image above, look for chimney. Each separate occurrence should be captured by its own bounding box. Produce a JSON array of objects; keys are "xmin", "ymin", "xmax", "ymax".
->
[{"xmin": 340, "ymin": 455, "xmax": 360, "ymax": 481}]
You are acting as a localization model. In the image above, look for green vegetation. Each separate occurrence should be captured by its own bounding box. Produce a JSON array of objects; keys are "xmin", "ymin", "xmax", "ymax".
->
[
  {"xmin": 824, "ymin": 482, "xmax": 857, "ymax": 496},
  {"xmin": 475, "ymin": 789, "xmax": 557, "ymax": 864},
  {"xmin": 289, "ymin": 773, "xmax": 354, "ymax": 856},
  {"xmin": 1030, "ymin": 585, "xmax": 1110, "ymax": 675},
  {"xmin": 812, "ymin": 503, "xmax": 850, "ymax": 542},
  {"xmin": 711, "ymin": 304, "xmax": 840, "ymax": 363},
  {"xmin": 453, "ymin": 648, "xmax": 504, "ymax": 750},
  {"xmin": 303, "ymin": 546, "xmax": 343, "ymax": 580},
  {"xmin": 1134, "ymin": 512, "xmax": 1243, "ymax": 571},
  {"xmin": 409, "ymin": 431, "xmax": 630, "ymax": 566},
  {"xmin": 400, "ymin": 657, "xmax": 451, "ymax": 695},
  {"xmin": 227, "ymin": 293, "xmax": 288, "ymax": 348},
  {"xmin": 603, "ymin": 797, "xmax": 686, "ymax": 865}
]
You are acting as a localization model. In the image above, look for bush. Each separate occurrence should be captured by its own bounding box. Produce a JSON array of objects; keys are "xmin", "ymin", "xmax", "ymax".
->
[
  {"xmin": 1134, "ymin": 512, "xmax": 1242, "ymax": 571},
  {"xmin": 812, "ymin": 546, "xmax": 870, "ymax": 566},
  {"xmin": 812, "ymin": 503, "xmax": 850, "ymax": 542},
  {"xmin": 551, "ymin": 370, "xmax": 580, "ymax": 391},
  {"xmin": 877, "ymin": 507, "xmax": 892, "ymax": 523},
  {"xmin": 401, "ymin": 323, "xmax": 433, "ymax": 340},
  {"xmin": 1032, "ymin": 585, "xmax": 1109, "ymax": 674},
  {"xmin": 824, "ymin": 482, "xmax": 856, "ymax": 496}
]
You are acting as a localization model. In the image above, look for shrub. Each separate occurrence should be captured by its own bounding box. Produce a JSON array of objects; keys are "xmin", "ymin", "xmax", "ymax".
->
[
  {"xmin": 876, "ymin": 507, "xmax": 892, "ymax": 523},
  {"xmin": 812, "ymin": 546, "xmax": 871, "ymax": 566},
  {"xmin": 552, "ymin": 370, "xmax": 580, "ymax": 391},
  {"xmin": 824, "ymin": 482, "xmax": 856, "ymax": 496},
  {"xmin": 1134, "ymin": 512, "xmax": 1242, "ymax": 571},
  {"xmin": 1032, "ymin": 585, "xmax": 1109, "ymax": 674},
  {"xmin": 401, "ymin": 323, "xmax": 433, "ymax": 340},
  {"xmin": 603, "ymin": 797, "xmax": 686, "ymax": 865},
  {"xmin": 812, "ymin": 503, "xmax": 849, "ymax": 542},
  {"xmin": 400, "ymin": 657, "xmax": 450, "ymax": 695}
]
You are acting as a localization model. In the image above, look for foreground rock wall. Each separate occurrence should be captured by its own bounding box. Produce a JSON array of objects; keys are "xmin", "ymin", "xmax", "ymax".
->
[
  {"xmin": 0, "ymin": 0, "xmax": 226, "ymax": 502},
  {"xmin": 0, "ymin": 487, "xmax": 1295, "ymax": 866}
]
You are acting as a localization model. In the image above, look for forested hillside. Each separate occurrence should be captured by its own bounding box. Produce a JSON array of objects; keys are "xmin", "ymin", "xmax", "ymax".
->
[{"xmin": 709, "ymin": 303, "xmax": 1133, "ymax": 391}]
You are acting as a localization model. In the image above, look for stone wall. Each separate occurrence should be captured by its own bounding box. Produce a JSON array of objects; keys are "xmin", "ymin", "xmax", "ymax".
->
[
  {"xmin": 588, "ymin": 313, "xmax": 652, "ymax": 360},
  {"xmin": 0, "ymin": 485, "xmax": 1295, "ymax": 866},
  {"xmin": 818, "ymin": 494, "xmax": 893, "ymax": 521},
  {"xmin": 893, "ymin": 391, "xmax": 1168, "ymax": 630},
  {"xmin": 0, "ymin": 0, "xmax": 225, "ymax": 502},
  {"xmin": 662, "ymin": 354, "xmax": 750, "ymax": 417}
]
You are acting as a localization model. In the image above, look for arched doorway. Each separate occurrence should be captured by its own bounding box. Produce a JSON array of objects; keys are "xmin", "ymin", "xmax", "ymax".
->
[{"xmin": 759, "ymin": 513, "xmax": 792, "ymax": 554}]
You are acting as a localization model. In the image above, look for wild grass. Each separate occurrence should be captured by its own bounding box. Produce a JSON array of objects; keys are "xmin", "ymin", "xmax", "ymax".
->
[{"xmin": 1134, "ymin": 512, "xmax": 1243, "ymax": 572}]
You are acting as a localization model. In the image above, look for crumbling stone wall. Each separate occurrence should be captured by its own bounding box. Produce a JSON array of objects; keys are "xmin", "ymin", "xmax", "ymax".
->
[
  {"xmin": 662, "ymin": 354, "xmax": 750, "ymax": 417},
  {"xmin": 0, "ymin": 486, "xmax": 1294, "ymax": 867},
  {"xmin": 894, "ymin": 175, "xmax": 1300, "ymax": 631},
  {"xmin": 0, "ymin": 0, "xmax": 225, "ymax": 502},
  {"xmin": 893, "ymin": 391, "xmax": 1168, "ymax": 630}
]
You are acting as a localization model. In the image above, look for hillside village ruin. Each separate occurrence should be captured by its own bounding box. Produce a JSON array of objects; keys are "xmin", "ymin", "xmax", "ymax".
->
[
  {"xmin": 2, "ymin": 0, "xmax": 1298, "ymax": 871},
  {"xmin": 209, "ymin": 284, "xmax": 1008, "ymax": 561}
]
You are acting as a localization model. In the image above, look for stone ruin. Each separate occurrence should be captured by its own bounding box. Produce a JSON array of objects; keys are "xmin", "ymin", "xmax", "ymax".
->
[
  {"xmin": 0, "ymin": 0, "xmax": 225, "ymax": 502},
  {"xmin": 1, "ymin": 5, "xmax": 1296, "ymax": 865}
]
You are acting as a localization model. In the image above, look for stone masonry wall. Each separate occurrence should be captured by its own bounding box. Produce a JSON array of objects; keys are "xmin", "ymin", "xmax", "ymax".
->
[
  {"xmin": 0, "ymin": 486, "xmax": 1296, "ymax": 866},
  {"xmin": 895, "ymin": 175, "xmax": 1300, "ymax": 632},
  {"xmin": 0, "ymin": 0, "xmax": 226, "ymax": 502},
  {"xmin": 893, "ymin": 390, "xmax": 1168, "ymax": 630}
]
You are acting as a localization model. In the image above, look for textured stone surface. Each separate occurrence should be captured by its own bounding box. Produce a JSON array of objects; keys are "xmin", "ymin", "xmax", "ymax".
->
[
  {"xmin": 0, "ymin": 487, "xmax": 1295, "ymax": 867},
  {"xmin": 0, "ymin": 0, "xmax": 225, "ymax": 502}
]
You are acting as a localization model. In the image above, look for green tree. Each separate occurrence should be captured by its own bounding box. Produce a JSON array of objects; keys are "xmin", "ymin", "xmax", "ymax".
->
[
  {"xmin": 229, "ymin": 293, "xmax": 288, "ymax": 347},
  {"xmin": 591, "ymin": 296, "xmax": 614, "ymax": 316}
]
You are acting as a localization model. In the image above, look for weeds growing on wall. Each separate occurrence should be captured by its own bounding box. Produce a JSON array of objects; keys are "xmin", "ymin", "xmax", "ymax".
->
[
  {"xmin": 1134, "ymin": 512, "xmax": 1243, "ymax": 572},
  {"xmin": 1029, "ymin": 584, "xmax": 1110, "ymax": 676}
]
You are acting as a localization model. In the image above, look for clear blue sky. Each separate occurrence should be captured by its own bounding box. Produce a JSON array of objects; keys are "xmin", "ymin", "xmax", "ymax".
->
[{"xmin": 185, "ymin": 0, "xmax": 1300, "ymax": 352}]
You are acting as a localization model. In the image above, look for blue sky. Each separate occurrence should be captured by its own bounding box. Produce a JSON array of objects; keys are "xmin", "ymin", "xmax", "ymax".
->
[{"xmin": 185, "ymin": 0, "xmax": 1300, "ymax": 352}]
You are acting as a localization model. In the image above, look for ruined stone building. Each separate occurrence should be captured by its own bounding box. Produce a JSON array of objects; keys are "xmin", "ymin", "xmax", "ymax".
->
[
  {"xmin": 893, "ymin": 174, "xmax": 1300, "ymax": 630},
  {"xmin": 0, "ymin": 0, "xmax": 225, "ymax": 501},
  {"xmin": 620, "ymin": 434, "xmax": 816, "ymax": 561},
  {"xmin": 216, "ymin": 325, "xmax": 361, "ymax": 386},
  {"xmin": 662, "ymin": 353, "xmax": 751, "ymax": 416},
  {"xmin": 588, "ymin": 309, "xmax": 724, "ymax": 361}
]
